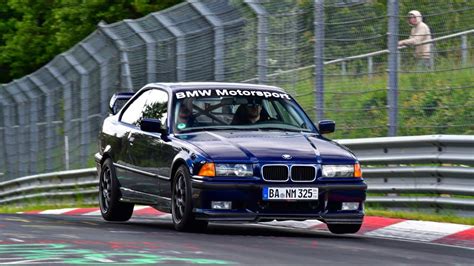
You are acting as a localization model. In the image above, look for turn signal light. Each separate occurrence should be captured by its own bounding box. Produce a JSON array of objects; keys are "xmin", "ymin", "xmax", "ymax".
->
[
  {"xmin": 198, "ymin": 162, "xmax": 215, "ymax": 177},
  {"xmin": 354, "ymin": 163, "xmax": 362, "ymax": 178}
]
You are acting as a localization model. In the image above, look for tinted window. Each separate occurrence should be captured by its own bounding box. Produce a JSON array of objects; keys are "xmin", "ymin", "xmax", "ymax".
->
[
  {"xmin": 121, "ymin": 90, "xmax": 150, "ymax": 126},
  {"xmin": 143, "ymin": 89, "xmax": 168, "ymax": 127}
]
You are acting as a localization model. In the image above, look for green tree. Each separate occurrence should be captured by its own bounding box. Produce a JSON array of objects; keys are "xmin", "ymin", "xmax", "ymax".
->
[{"xmin": 0, "ymin": 0, "xmax": 181, "ymax": 83}]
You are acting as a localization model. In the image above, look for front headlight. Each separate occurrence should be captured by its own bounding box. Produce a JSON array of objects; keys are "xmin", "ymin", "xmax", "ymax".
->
[
  {"xmin": 322, "ymin": 163, "xmax": 362, "ymax": 178},
  {"xmin": 215, "ymin": 163, "xmax": 253, "ymax": 177}
]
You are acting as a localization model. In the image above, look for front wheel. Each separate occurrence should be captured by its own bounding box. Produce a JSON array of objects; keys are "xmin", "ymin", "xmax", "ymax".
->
[
  {"xmin": 172, "ymin": 165, "xmax": 208, "ymax": 232},
  {"xmin": 327, "ymin": 223, "xmax": 362, "ymax": 234},
  {"xmin": 99, "ymin": 158, "xmax": 134, "ymax": 221}
]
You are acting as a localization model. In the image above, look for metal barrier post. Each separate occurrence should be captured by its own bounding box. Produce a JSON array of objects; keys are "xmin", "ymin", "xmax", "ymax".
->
[
  {"xmin": 6, "ymin": 82, "xmax": 29, "ymax": 177},
  {"xmin": 189, "ymin": 0, "xmax": 224, "ymax": 81},
  {"xmin": 387, "ymin": 0, "xmax": 399, "ymax": 136},
  {"xmin": 461, "ymin": 34, "xmax": 468, "ymax": 66},
  {"xmin": 368, "ymin": 56, "xmax": 373, "ymax": 79},
  {"xmin": 29, "ymin": 76, "xmax": 55, "ymax": 172},
  {"xmin": 16, "ymin": 79, "xmax": 40, "ymax": 175},
  {"xmin": 63, "ymin": 54, "xmax": 90, "ymax": 168},
  {"xmin": 314, "ymin": 0, "xmax": 325, "ymax": 121},
  {"xmin": 153, "ymin": 14, "xmax": 186, "ymax": 82},
  {"xmin": 45, "ymin": 65, "xmax": 72, "ymax": 171},
  {"xmin": 124, "ymin": 20, "xmax": 157, "ymax": 84},
  {"xmin": 246, "ymin": 0, "xmax": 268, "ymax": 84},
  {"xmin": 98, "ymin": 22, "xmax": 134, "ymax": 91}
]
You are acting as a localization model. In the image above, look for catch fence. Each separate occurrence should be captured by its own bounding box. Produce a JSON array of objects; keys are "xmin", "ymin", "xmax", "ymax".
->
[{"xmin": 0, "ymin": 0, "xmax": 472, "ymax": 181}]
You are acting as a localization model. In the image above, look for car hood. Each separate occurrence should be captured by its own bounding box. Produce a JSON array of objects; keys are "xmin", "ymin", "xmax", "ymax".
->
[{"xmin": 176, "ymin": 131, "xmax": 356, "ymax": 164}]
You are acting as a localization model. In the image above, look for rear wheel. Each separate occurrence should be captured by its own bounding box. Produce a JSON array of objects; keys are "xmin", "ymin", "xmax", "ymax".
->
[
  {"xmin": 327, "ymin": 223, "xmax": 362, "ymax": 234},
  {"xmin": 172, "ymin": 165, "xmax": 208, "ymax": 232},
  {"xmin": 99, "ymin": 158, "xmax": 134, "ymax": 221}
]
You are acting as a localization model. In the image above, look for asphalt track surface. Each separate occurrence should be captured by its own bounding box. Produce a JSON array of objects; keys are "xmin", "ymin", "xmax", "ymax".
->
[{"xmin": 0, "ymin": 214, "xmax": 472, "ymax": 265}]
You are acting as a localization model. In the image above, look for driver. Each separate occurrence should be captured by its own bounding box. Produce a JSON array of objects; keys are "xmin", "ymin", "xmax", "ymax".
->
[{"xmin": 231, "ymin": 98, "xmax": 263, "ymax": 125}]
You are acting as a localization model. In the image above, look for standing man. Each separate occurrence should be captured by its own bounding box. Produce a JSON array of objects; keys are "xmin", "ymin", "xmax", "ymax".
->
[{"xmin": 398, "ymin": 10, "xmax": 432, "ymax": 70}]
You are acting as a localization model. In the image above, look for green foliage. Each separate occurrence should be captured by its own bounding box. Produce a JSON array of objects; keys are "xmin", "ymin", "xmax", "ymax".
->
[{"xmin": 0, "ymin": 0, "xmax": 182, "ymax": 83}]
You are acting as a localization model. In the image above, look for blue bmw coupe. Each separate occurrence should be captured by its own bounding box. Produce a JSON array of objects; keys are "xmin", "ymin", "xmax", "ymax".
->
[{"xmin": 95, "ymin": 82, "xmax": 366, "ymax": 234}]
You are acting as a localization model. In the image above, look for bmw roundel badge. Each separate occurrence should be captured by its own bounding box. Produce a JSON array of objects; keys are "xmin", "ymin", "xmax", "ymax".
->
[{"xmin": 282, "ymin": 154, "xmax": 292, "ymax": 160}]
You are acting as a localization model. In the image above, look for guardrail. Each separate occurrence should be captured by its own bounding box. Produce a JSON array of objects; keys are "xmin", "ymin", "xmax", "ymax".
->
[
  {"xmin": 0, "ymin": 135, "xmax": 473, "ymax": 214},
  {"xmin": 339, "ymin": 135, "xmax": 474, "ymax": 212},
  {"xmin": 0, "ymin": 168, "xmax": 97, "ymax": 204}
]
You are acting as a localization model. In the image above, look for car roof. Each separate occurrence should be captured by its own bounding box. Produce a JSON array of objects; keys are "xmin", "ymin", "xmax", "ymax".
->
[{"xmin": 142, "ymin": 82, "xmax": 286, "ymax": 94}]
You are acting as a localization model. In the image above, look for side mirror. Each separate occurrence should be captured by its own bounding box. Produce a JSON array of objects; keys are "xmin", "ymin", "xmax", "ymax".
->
[
  {"xmin": 140, "ymin": 118, "xmax": 167, "ymax": 135},
  {"xmin": 109, "ymin": 92, "xmax": 135, "ymax": 115},
  {"xmin": 318, "ymin": 120, "xmax": 335, "ymax": 134}
]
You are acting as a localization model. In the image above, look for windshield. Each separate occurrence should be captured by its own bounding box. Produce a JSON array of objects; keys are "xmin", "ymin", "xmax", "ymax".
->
[{"xmin": 173, "ymin": 89, "xmax": 315, "ymax": 133}]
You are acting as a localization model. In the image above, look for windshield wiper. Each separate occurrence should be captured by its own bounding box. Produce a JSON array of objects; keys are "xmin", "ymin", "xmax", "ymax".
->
[
  {"xmin": 258, "ymin": 126, "xmax": 309, "ymax": 132},
  {"xmin": 178, "ymin": 126, "xmax": 257, "ymax": 133}
]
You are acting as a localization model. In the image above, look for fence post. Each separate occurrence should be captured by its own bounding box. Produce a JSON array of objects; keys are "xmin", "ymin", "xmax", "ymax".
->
[
  {"xmin": 0, "ymin": 87, "xmax": 5, "ymax": 179},
  {"xmin": 461, "ymin": 34, "xmax": 468, "ymax": 66},
  {"xmin": 188, "ymin": 0, "xmax": 225, "ymax": 81},
  {"xmin": 29, "ymin": 75, "xmax": 55, "ymax": 172},
  {"xmin": 245, "ymin": 0, "xmax": 268, "ymax": 84},
  {"xmin": 368, "ymin": 56, "xmax": 373, "ymax": 78},
  {"xmin": 124, "ymin": 20, "xmax": 157, "ymax": 84},
  {"xmin": 387, "ymin": 0, "xmax": 399, "ymax": 136},
  {"xmin": 0, "ymin": 86, "xmax": 18, "ymax": 179},
  {"xmin": 45, "ymin": 65, "xmax": 72, "ymax": 170},
  {"xmin": 7, "ymin": 82, "xmax": 29, "ymax": 177},
  {"xmin": 98, "ymin": 22, "xmax": 134, "ymax": 91},
  {"xmin": 341, "ymin": 61, "xmax": 347, "ymax": 76},
  {"xmin": 16, "ymin": 79, "xmax": 39, "ymax": 175},
  {"xmin": 1, "ymin": 102, "xmax": 16, "ymax": 178},
  {"xmin": 153, "ymin": 14, "xmax": 186, "ymax": 82},
  {"xmin": 314, "ymin": 0, "xmax": 325, "ymax": 121},
  {"xmin": 63, "ymin": 54, "xmax": 90, "ymax": 168},
  {"xmin": 79, "ymin": 42, "xmax": 110, "ymax": 117}
]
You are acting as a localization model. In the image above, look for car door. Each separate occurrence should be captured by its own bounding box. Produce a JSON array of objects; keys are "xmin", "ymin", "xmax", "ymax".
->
[
  {"xmin": 116, "ymin": 90, "xmax": 151, "ymax": 197},
  {"xmin": 127, "ymin": 89, "xmax": 176, "ymax": 200}
]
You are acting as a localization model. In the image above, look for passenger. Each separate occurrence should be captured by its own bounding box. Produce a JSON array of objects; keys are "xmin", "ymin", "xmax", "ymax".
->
[{"xmin": 176, "ymin": 99, "xmax": 194, "ymax": 130}]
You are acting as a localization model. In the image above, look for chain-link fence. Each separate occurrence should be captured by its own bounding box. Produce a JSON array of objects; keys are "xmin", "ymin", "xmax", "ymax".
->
[{"xmin": 0, "ymin": 0, "xmax": 473, "ymax": 181}]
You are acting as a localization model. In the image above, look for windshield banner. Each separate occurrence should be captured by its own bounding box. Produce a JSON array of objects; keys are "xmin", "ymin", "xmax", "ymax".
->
[{"xmin": 176, "ymin": 89, "xmax": 291, "ymax": 100}]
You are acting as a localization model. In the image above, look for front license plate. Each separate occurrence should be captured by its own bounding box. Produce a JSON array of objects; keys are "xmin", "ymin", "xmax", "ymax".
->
[{"xmin": 262, "ymin": 187, "xmax": 318, "ymax": 201}]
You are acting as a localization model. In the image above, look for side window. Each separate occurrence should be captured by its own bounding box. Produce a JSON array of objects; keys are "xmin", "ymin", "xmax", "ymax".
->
[
  {"xmin": 121, "ymin": 90, "xmax": 150, "ymax": 126},
  {"xmin": 143, "ymin": 89, "xmax": 168, "ymax": 127}
]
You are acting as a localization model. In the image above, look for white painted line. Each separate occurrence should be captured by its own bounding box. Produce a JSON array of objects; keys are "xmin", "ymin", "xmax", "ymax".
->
[
  {"xmin": 9, "ymin": 238, "xmax": 24, "ymax": 243},
  {"xmin": 365, "ymin": 220, "xmax": 472, "ymax": 242},
  {"xmin": 82, "ymin": 210, "xmax": 102, "ymax": 216},
  {"xmin": 88, "ymin": 257, "xmax": 115, "ymax": 263},
  {"xmin": 39, "ymin": 208, "xmax": 78, "ymax": 215},
  {"xmin": 260, "ymin": 219, "xmax": 323, "ymax": 229},
  {"xmin": 154, "ymin": 214, "xmax": 172, "ymax": 220}
]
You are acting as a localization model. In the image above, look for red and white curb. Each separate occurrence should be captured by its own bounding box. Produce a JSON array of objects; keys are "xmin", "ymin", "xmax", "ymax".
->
[{"xmin": 20, "ymin": 206, "xmax": 474, "ymax": 249}]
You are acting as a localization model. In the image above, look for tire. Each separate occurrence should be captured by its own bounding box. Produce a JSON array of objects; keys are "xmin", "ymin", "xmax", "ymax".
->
[
  {"xmin": 327, "ymin": 223, "xmax": 362, "ymax": 234},
  {"xmin": 99, "ymin": 158, "xmax": 134, "ymax": 222},
  {"xmin": 171, "ymin": 165, "xmax": 208, "ymax": 232}
]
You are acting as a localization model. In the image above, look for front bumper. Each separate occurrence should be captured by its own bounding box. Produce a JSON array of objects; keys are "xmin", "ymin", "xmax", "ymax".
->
[{"xmin": 191, "ymin": 178, "xmax": 366, "ymax": 224}]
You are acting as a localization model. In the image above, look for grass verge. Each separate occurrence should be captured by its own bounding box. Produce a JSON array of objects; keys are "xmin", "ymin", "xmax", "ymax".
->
[
  {"xmin": 366, "ymin": 208, "xmax": 474, "ymax": 225},
  {"xmin": 0, "ymin": 202, "xmax": 96, "ymax": 214}
]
